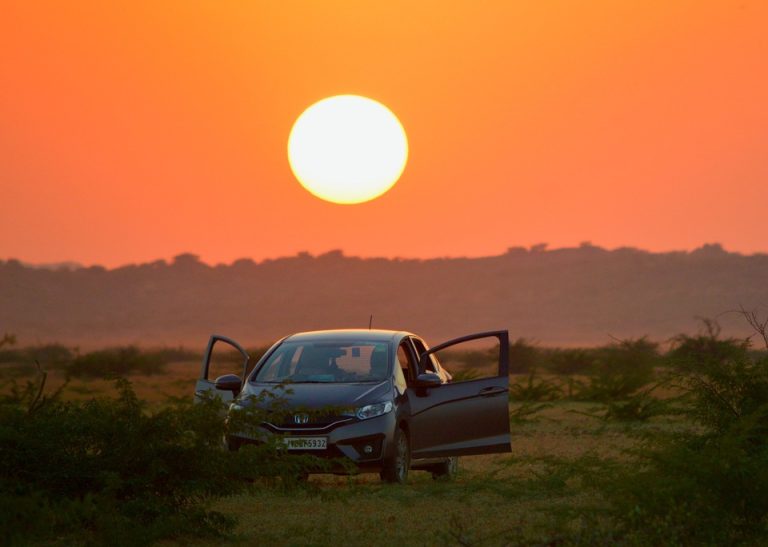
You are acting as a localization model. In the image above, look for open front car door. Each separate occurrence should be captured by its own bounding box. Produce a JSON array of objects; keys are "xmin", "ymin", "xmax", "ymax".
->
[
  {"xmin": 194, "ymin": 334, "xmax": 250, "ymax": 404},
  {"xmin": 407, "ymin": 330, "xmax": 511, "ymax": 458}
]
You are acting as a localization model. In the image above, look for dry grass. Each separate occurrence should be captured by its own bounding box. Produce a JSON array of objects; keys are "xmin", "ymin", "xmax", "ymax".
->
[{"xmin": 0, "ymin": 360, "xmax": 199, "ymax": 407}]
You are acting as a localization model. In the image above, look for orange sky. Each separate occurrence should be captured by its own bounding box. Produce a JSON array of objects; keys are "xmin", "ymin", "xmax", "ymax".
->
[{"xmin": 2, "ymin": 1, "xmax": 767, "ymax": 267}]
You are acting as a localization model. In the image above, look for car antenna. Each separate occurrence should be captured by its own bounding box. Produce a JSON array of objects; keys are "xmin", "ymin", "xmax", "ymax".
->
[{"xmin": 368, "ymin": 314, "xmax": 373, "ymax": 330}]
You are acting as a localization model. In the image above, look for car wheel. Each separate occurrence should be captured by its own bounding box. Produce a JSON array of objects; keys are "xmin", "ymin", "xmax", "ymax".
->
[
  {"xmin": 380, "ymin": 428, "xmax": 410, "ymax": 484},
  {"xmin": 431, "ymin": 456, "xmax": 459, "ymax": 480}
]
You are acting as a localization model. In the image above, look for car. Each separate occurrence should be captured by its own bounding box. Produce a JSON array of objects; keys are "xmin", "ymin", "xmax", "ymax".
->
[{"xmin": 194, "ymin": 329, "xmax": 511, "ymax": 483}]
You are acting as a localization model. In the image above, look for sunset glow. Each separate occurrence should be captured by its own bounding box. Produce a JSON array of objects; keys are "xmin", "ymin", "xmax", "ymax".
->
[{"xmin": 1, "ymin": 2, "xmax": 767, "ymax": 266}]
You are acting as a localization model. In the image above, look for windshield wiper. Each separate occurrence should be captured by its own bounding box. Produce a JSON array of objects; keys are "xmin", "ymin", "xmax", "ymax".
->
[{"xmin": 256, "ymin": 379, "xmax": 383, "ymax": 384}]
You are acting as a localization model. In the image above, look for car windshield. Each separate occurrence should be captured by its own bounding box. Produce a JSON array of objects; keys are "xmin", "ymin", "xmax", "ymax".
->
[{"xmin": 252, "ymin": 340, "xmax": 391, "ymax": 383}]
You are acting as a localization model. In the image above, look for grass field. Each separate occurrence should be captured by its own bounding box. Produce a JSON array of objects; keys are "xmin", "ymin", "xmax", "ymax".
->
[{"xmin": 189, "ymin": 404, "xmax": 670, "ymax": 546}]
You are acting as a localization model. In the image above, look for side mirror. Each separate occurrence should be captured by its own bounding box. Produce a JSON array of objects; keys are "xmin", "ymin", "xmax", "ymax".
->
[
  {"xmin": 214, "ymin": 374, "xmax": 242, "ymax": 395},
  {"xmin": 415, "ymin": 372, "xmax": 442, "ymax": 387}
]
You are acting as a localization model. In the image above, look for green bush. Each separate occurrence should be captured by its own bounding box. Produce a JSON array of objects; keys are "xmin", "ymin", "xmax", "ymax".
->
[
  {"xmin": 0, "ymin": 334, "xmax": 74, "ymax": 366},
  {"xmin": 598, "ymin": 386, "xmax": 667, "ymax": 422},
  {"xmin": 450, "ymin": 368, "xmax": 481, "ymax": 382},
  {"xmin": 508, "ymin": 338, "xmax": 541, "ymax": 374},
  {"xmin": 600, "ymin": 323, "xmax": 768, "ymax": 544},
  {"xmin": 0, "ymin": 372, "xmax": 326, "ymax": 545},
  {"xmin": 146, "ymin": 346, "xmax": 200, "ymax": 363},
  {"xmin": 575, "ymin": 338, "xmax": 660, "ymax": 402},
  {"xmin": 66, "ymin": 346, "xmax": 167, "ymax": 377},
  {"xmin": 543, "ymin": 347, "xmax": 596, "ymax": 375},
  {"xmin": 667, "ymin": 321, "xmax": 768, "ymax": 432},
  {"xmin": 440, "ymin": 348, "xmax": 496, "ymax": 371},
  {"xmin": 509, "ymin": 372, "xmax": 562, "ymax": 402},
  {"xmin": 437, "ymin": 338, "xmax": 541, "ymax": 375}
]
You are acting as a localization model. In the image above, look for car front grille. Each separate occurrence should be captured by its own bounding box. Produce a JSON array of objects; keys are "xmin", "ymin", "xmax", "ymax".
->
[{"xmin": 261, "ymin": 413, "xmax": 355, "ymax": 433}]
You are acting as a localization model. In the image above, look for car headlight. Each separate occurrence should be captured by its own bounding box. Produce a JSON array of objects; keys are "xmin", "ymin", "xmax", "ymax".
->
[{"xmin": 355, "ymin": 401, "xmax": 393, "ymax": 420}]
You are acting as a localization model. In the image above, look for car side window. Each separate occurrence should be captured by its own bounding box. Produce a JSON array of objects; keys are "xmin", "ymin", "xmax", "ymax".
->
[
  {"xmin": 410, "ymin": 337, "xmax": 438, "ymax": 374},
  {"xmin": 410, "ymin": 337, "xmax": 453, "ymax": 383},
  {"xmin": 207, "ymin": 341, "xmax": 248, "ymax": 381},
  {"xmin": 397, "ymin": 341, "xmax": 416, "ymax": 385}
]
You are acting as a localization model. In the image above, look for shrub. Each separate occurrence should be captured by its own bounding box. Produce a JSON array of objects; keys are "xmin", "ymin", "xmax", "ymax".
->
[
  {"xmin": 146, "ymin": 346, "xmax": 200, "ymax": 363},
  {"xmin": 436, "ymin": 338, "xmax": 541, "ymax": 376},
  {"xmin": 67, "ymin": 346, "xmax": 167, "ymax": 377},
  {"xmin": 600, "ymin": 321, "xmax": 768, "ymax": 544},
  {"xmin": 509, "ymin": 372, "xmax": 562, "ymax": 402},
  {"xmin": 575, "ymin": 338, "xmax": 660, "ymax": 402},
  {"xmin": 543, "ymin": 347, "xmax": 596, "ymax": 375},
  {"xmin": 0, "ymin": 371, "xmax": 324, "ymax": 545},
  {"xmin": 599, "ymin": 386, "xmax": 667, "ymax": 422},
  {"xmin": 440, "ymin": 348, "xmax": 496, "ymax": 371},
  {"xmin": 0, "ymin": 336, "xmax": 74, "ymax": 367},
  {"xmin": 450, "ymin": 368, "xmax": 481, "ymax": 382},
  {"xmin": 508, "ymin": 338, "xmax": 541, "ymax": 374},
  {"xmin": 667, "ymin": 320, "xmax": 768, "ymax": 432},
  {"xmin": 25, "ymin": 343, "xmax": 74, "ymax": 366}
]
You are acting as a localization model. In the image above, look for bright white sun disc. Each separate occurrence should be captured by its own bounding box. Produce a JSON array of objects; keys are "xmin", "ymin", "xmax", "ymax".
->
[{"xmin": 288, "ymin": 95, "xmax": 408, "ymax": 204}]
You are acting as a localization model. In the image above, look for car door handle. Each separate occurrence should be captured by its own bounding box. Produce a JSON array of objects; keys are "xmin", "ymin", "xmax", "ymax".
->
[{"xmin": 478, "ymin": 386, "xmax": 507, "ymax": 397}]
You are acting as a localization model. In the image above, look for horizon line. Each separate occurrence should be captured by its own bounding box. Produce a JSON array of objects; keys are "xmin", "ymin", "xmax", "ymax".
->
[{"xmin": 3, "ymin": 242, "xmax": 763, "ymax": 272}]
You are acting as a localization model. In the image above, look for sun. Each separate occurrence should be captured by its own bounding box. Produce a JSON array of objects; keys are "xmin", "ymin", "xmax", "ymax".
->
[{"xmin": 287, "ymin": 95, "xmax": 408, "ymax": 204}]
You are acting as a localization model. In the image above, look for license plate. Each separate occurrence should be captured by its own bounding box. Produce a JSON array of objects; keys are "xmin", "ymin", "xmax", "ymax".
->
[{"xmin": 283, "ymin": 436, "xmax": 327, "ymax": 450}]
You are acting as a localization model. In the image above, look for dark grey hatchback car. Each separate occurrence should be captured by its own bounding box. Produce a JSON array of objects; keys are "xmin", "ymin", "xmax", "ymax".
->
[{"xmin": 194, "ymin": 329, "xmax": 511, "ymax": 483}]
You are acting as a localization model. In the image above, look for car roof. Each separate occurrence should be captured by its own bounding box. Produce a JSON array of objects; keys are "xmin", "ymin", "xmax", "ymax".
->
[{"xmin": 283, "ymin": 329, "xmax": 412, "ymax": 344}]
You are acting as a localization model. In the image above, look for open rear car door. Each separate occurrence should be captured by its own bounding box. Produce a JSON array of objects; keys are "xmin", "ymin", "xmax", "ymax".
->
[
  {"xmin": 408, "ymin": 330, "xmax": 511, "ymax": 458},
  {"xmin": 194, "ymin": 334, "xmax": 250, "ymax": 404}
]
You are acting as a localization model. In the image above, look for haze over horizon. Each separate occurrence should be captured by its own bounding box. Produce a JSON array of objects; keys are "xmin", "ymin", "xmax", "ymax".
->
[{"xmin": 3, "ymin": 243, "xmax": 766, "ymax": 349}]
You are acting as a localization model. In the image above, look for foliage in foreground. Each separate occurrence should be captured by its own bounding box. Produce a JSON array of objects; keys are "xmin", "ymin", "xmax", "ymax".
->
[
  {"xmin": 0, "ymin": 372, "xmax": 323, "ymax": 546},
  {"xmin": 597, "ymin": 323, "xmax": 768, "ymax": 545}
]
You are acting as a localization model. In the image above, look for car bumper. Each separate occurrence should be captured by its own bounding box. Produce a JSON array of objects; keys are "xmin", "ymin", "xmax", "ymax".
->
[{"xmin": 228, "ymin": 411, "xmax": 398, "ymax": 472}]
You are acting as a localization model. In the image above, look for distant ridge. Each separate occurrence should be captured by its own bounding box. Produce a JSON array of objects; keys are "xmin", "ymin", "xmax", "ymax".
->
[
  {"xmin": 19, "ymin": 261, "xmax": 83, "ymax": 271},
  {"xmin": 2, "ymin": 243, "xmax": 766, "ymax": 348}
]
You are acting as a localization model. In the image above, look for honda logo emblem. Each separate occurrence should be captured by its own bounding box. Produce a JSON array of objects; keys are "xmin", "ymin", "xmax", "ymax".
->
[{"xmin": 294, "ymin": 413, "xmax": 310, "ymax": 424}]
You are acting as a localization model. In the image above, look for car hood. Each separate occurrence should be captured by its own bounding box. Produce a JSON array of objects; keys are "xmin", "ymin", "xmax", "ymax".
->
[{"xmin": 238, "ymin": 380, "xmax": 392, "ymax": 410}]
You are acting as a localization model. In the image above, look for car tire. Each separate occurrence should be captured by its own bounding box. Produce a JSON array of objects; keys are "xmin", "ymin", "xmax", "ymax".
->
[
  {"xmin": 380, "ymin": 428, "xmax": 410, "ymax": 484},
  {"xmin": 431, "ymin": 456, "xmax": 459, "ymax": 480}
]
